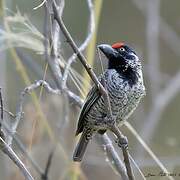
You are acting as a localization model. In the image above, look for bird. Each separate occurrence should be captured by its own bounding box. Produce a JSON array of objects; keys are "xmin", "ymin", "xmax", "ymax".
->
[{"xmin": 73, "ymin": 42, "xmax": 146, "ymax": 162}]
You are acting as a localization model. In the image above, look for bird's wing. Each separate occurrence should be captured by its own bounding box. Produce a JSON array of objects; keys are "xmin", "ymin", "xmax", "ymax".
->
[{"xmin": 75, "ymin": 84, "xmax": 101, "ymax": 135}]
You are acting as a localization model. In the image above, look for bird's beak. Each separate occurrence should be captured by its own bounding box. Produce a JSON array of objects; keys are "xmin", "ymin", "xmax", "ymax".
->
[{"xmin": 97, "ymin": 44, "xmax": 118, "ymax": 59}]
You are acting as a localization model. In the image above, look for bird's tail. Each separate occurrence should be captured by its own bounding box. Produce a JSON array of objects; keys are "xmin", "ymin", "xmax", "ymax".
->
[{"xmin": 73, "ymin": 131, "xmax": 90, "ymax": 162}]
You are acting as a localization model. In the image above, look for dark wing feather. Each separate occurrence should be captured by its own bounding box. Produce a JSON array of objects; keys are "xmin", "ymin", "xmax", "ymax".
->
[{"xmin": 75, "ymin": 85, "xmax": 101, "ymax": 135}]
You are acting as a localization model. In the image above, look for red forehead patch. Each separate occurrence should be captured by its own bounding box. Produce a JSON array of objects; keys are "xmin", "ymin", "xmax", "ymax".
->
[{"xmin": 112, "ymin": 42, "xmax": 124, "ymax": 49}]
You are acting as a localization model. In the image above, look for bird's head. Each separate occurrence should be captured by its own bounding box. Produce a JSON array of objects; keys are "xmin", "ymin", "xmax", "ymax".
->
[{"xmin": 98, "ymin": 42, "xmax": 141, "ymax": 72}]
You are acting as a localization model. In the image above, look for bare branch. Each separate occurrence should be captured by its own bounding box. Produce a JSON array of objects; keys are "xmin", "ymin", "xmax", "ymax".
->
[
  {"xmin": 52, "ymin": 0, "xmax": 64, "ymax": 55},
  {"xmin": 9, "ymin": 79, "xmax": 82, "ymax": 148},
  {"xmin": 0, "ymin": 137, "xmax": 34, "ymax": 180},
  {"xmin": 96, "ymin": 134, "xmax": 129, "ymax": 180},
  {"xmin": 125, "ymin": 122, "xmax": 174, "ymax": 180},
  {"xmin": 129, "ymin": 155, "xmax": 146, "ymax": 180},
  {"xmin": 14, "ymin": 134, "xmax": 44, "ymax": 176},
  {"xmin": 10, "ymin": 80, "xmax": 61, "ymax": 146},
  {"xmin": 33, "ymin": 0, "xmax": 47, "ymax": 10},
  {"xmin": 44, "ymin": 0, "xmax": 65, "ymax": 89},
  {"xmin": 0, "ymin": 118, "xmax": 44, "ymax": 176},
  {"xmin": 0, "ymin": 106, "xmax": 15, "ymax": 118}
]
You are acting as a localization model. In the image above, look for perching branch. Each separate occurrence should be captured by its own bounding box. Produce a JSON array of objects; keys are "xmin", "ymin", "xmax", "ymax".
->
[
  {"xmin": 96, "ymin": 134, "xmax": 129, "ymax": 180},
  {"xmin": 0, "ymin": 137, "xmax": 34, "ymax": 180},
  {"xmin": 125, "ymin": 121, "xmax": 173, "ymax": 180}
]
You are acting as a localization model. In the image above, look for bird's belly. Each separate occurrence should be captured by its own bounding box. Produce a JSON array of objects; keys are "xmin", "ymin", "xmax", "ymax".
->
[
  {"xmin": 113, "ymin": 84, "xmax": 145, "ymax": 125},
  {"xmin": 86, "ymin": 82, "xmax": 145, "ymax": 129},
  {"xmin": 114, "ymin": 95, "xmax": 140, "ymax": 125}
]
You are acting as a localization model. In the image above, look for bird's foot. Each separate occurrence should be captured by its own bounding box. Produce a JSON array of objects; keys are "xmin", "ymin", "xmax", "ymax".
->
[{"xmin": 115, "ymin": 136, "xmax": 128, "ymax": 149}]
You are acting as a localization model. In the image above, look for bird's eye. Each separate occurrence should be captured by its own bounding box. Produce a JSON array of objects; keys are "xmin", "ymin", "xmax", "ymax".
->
[{"xmin": 119, "ymin": 47, "xmax": 125, "ymax": 51}]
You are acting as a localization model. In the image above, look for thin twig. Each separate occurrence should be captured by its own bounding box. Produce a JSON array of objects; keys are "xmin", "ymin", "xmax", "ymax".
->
[
  {"xmin": 51, "ymin": 0, "xmax": 64, "ymax": 60},
  {"xmin": 10, "ymin": 89, "xmax": 26, "ymax": 145},
  {"xmin": 47, "ymin": 0, "xmax": 70, "ymax": 140},
  {"xmin": 44, "ymin": 0, "xmax": 64, "ymax": 89},
  {"xmin": 58, "ymin": 93, "xmax": 69, "ymax": 134},
  {"xmin": 0, "ymin": 88, "xmax": 3, "ymax": 122},
  {"xmin": 96, "ymin": 134, "xmax": 129, "ymax": 180},
  {"xmin": 0, "ymin": 116, "xmax": 44, "ymax": 176},
  {"xmin": 43, "ymin": 2, "xmax": 50, "ymax": 67},
  {"xmin": 10, "ymin": 80, "xmax": 61, "ymax": 146},
  {"xmin": 0, "ymin": 87, "xmax": 5, "ymax": 139},
  {"xmin": 0, "ymin": 137, "xmax": 34, "ymax": 180},
  {"xmin": 0, "ymin": 106, "xmax": 16, "ymax": 118},
  {"xmin": 10, "ymin": 79, "xmax": 81, "ymax": 146},
  {"xmin": 129, "ymin": 155, "xmax": 146, "ymax": 180},
  {"xmin": 41, "ymin": 149, "xmax": 54, "ymax": 180},
  {"xmin": 125, "ymin": 122, "xmax": 174, "ymax": 180},
  {"xmin": 33, "ymin": 0, "xmax": 47, "ymax": 10}
]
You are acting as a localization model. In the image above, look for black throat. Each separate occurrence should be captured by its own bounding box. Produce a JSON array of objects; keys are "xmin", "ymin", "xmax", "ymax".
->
[{"xmin": 108, "ymin": 62, "xmax": 138, "ymax": 87}]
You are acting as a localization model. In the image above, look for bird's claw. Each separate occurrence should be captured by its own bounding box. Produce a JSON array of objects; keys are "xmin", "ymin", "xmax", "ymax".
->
[{"xmin": 115, "ymin": 136, "xmax": 128, "ymax": 149}]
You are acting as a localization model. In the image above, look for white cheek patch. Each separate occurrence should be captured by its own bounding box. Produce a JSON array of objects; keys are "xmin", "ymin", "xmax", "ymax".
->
[
  {"xmin": 126, "ymin": 53, "xmax": 140, "ymax": 69},
  {"xmin": 130, "ymin": 52, "xmax": 139, "ymax": 61}
]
